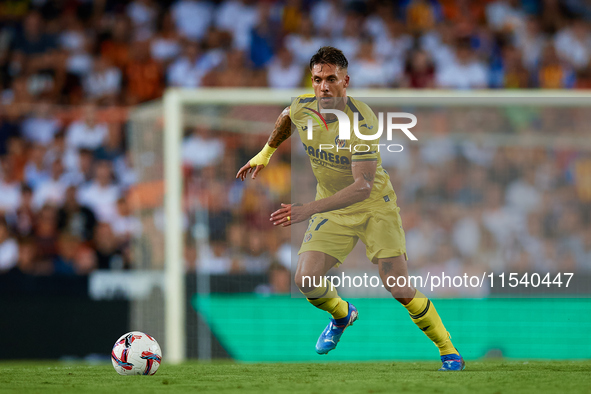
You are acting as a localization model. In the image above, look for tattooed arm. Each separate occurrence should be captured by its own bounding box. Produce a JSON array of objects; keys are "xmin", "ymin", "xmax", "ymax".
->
[
  {"xmin": 268, "ymin": 106, "xmax": 293, "ymax": 148},
  {"xmin": 236, "ymin": 106, "xmax": 293, "ymax": 181},
  {"xmin": 270, "ymin": 159, "xmax": 377, "ymax": 226}
]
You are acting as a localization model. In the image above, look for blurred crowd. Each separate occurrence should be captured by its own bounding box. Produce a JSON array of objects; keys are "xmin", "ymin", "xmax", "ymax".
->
[
  {"xmin": 390, "ymin": 135, "xmax": 591, "ymax": 284},
  {"xmin": 4, "ymin": 0, "xmax": 591, "ymax": 101},
  {"xmin": 0, "ymin": 102, "xmax": 138, "ymax": 276},
  {"xmin": 1, "ymin": 0, "xmax": 591, "ymax": 283},
  {"xmin": 178, "ymin": 128, "xmax": 293, "ymax": 278}
]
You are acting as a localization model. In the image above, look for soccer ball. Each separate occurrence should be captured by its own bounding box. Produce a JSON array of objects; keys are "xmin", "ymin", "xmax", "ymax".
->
[{"xmin": 111, "ymin": 331, "xmax": 162, "ymax": 375}]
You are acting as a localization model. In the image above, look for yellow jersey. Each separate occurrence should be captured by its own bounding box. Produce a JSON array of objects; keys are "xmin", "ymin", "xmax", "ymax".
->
[{"xmin": 290, "ymin": 94, "xmax": 397, "ymax": 215}]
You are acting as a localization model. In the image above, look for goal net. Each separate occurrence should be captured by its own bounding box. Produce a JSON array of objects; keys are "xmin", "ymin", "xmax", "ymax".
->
[{"xmin": 127, "ymin": 89, "xmax": 591, "ymax": 363}]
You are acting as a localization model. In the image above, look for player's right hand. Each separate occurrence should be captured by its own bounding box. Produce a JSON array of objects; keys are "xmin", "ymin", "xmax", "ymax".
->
[
  {"xmin": 236, "ymin": 143, "xmax": 277, "ymax": 181},
  {"xmin": 236, "ymin": 162, "xmax": 265, "ymax": 181}
]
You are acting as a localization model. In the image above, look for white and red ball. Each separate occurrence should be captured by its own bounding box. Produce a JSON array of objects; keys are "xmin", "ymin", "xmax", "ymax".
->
[{"xmin": 111, "ymin": 331, "xmax": 162, "ymax": 375}]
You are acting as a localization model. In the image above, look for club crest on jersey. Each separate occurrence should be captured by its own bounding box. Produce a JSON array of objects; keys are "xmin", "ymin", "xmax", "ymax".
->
[
  {"xmin": 304, "ymin": 233, "xmax": 313, "ymax": 243},
  {"xmin": 335, "ymin": 136, "xmax": 347, "ymax": 148}
]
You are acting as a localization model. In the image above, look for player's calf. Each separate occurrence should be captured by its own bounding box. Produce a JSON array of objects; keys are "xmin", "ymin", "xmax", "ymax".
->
[{"xmin": 383, "ymin": 281, "xmax": 415, "ymax": 304}]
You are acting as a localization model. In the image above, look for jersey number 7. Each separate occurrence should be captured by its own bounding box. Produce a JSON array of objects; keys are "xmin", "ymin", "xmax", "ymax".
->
[{"xmin": 307, "ymin": 218, "xmax": 329, "ymax": 232}]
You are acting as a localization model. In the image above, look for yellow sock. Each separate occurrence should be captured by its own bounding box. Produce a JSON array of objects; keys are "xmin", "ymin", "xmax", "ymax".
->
[
  {"xmin": 301, "ymin": 279, "xmax": 349, "ymax": 319},
  {"xmin": 404, "ymin": 290, "xmax": 456, "ymax": 356}
]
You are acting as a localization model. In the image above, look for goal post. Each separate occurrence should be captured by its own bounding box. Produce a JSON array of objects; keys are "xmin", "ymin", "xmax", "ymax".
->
[
  {"xmin": 131, "ymin": 88, "xmax": 591, "ymax": 364},
  {"xmin": 163, "ymin": 90, "xmax": 185, "ymax": 364}
]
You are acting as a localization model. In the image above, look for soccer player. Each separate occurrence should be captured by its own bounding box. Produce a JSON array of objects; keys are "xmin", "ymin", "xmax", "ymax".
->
[{"xmin": 236, "ymin": 46, "xmax": 465, "ymax": 371}]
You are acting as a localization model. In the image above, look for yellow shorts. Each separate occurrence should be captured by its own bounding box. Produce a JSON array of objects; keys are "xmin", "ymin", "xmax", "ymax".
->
[{"xmin": 298, "ymin": 200, "xmax": 407, "ymax": 265}]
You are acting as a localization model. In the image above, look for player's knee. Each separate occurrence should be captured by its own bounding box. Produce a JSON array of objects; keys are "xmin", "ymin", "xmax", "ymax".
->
[
  {"xmin": 294, "ymin": 273, "xmax": 305, "ymax": 290},
  {"xmin": 294, "ymin": 271, "xmax": 318, "ymax": 292}
]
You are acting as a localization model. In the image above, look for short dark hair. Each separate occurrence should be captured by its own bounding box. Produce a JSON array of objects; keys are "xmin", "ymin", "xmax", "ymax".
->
[{"xmin": 309, "ymin": 46, "xmax": 348, "ymax": 70}]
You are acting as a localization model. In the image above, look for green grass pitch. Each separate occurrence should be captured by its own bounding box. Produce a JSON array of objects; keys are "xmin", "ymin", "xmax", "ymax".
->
[{"xmin": 1, "ymin": 360, "xmax": 590, "ymax": 394}]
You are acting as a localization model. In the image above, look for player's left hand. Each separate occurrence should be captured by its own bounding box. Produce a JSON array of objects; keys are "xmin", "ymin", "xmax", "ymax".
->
[{"xmin": 270, "ymin": 203, "xmax": 310, "ymax": 227}]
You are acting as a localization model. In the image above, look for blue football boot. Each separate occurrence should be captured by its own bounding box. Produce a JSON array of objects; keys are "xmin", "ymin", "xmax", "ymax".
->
[
  {"xmin": 438, "ymin": 350, "xmax": 466, "ymax": 371},
  {"xmin": 315, "ymin": 302, "xmax": 358, "ymax": 355}
]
